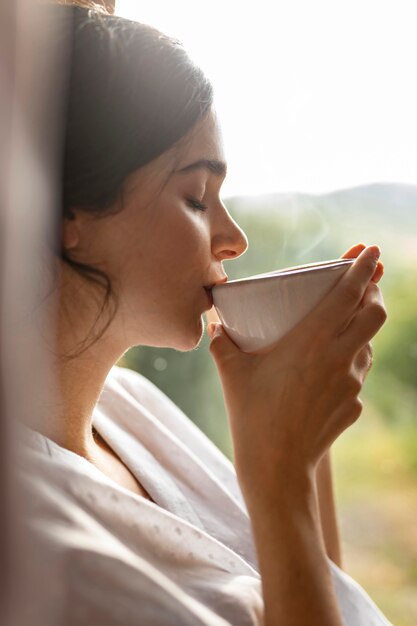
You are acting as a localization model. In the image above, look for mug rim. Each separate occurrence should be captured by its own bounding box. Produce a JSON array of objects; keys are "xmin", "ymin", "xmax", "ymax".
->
[{"xmin": 214, "ymin": 258, "xmax": 354, "ymax": 289}]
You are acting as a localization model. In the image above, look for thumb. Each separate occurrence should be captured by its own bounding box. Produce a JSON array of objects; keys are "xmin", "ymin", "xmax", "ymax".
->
[{"xmin": 207, "ymin": 323, "xmax": 241, "ymax": 372}]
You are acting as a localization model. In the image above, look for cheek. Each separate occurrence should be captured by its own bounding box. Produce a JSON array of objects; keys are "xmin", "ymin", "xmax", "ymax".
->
[
  {"xmin": 108, "ymin": 191, "xmax": 211, "ymax": 293},
  {"xmin": 153, "ymin": 206, "xmax": 209, "ymax": 267},
  {"xmin": 160, "ymin": 230, "xmax": 209, "ymax": 304}
]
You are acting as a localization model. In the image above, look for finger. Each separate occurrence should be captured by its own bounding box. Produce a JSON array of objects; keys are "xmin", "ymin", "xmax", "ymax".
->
[
  {"xmin": 353, "ymin": 343, "xmax": 373, "ymax": 384},
  {"xmin": 337, "ymin": 281, "xmax": 378, "ymax": 332},
  {"xmin": 341, "ymin": 243, "xmax": 366, "ymax": 259},
  {"xmin": 208, "ymin": 323, "xmax": 244, "ymax": 375},
  {"xmin": 339, "ymin": 284, "xmax": 387, "ymax": 353},
  {"xmin": 340, "ymin": 243, "xmax": 384, "ymax": 284},
  {"xmin": 313, "ymin": 245, "xmax": 381, "ymax": 334},
  {"xmin": 372, "ymin": 260, "xmax": 384, "ymax": 283}
]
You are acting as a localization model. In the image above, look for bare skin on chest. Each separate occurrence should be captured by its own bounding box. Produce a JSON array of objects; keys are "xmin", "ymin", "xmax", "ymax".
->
[{"xmin": 90, "ymin": 431, "xmax": 155, "ymax": 503}]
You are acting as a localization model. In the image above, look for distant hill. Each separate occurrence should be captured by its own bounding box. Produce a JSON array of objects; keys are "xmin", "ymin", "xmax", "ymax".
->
[
  {"xmin": 226, "ymin": 182, "xmax": 417, "ymax": 231},
  {"xmin": 225, "ymin": 183, "xmax": 417, "ymax": 265}
]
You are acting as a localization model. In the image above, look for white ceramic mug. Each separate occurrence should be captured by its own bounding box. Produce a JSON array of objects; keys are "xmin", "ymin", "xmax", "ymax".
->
[{"xmin": 211, "ymin": 258, "xmax": 355, "ymax": 353}]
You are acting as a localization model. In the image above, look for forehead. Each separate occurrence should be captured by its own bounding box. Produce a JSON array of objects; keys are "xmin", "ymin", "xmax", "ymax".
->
[
  {"xmin": 122, "ymin": 109, "xmax": 226, "ymax": 196},
  {"xmin": 176, "ymin": 108, "xmax": 226, "ymax": 167}
]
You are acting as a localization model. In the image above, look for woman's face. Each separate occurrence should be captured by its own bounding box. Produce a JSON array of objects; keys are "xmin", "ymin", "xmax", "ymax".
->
[{"xmin": 63, "ymin": 109, "xmax": 248, "ymax": 351}]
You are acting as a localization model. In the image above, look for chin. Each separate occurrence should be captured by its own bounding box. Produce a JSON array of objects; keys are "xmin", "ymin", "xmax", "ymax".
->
[
  {"xmin": 173, "ymin": 316, "xmax": 205, "ymax": 352},
  {"xmin": 138, "ymin": 314, "xmax": 206, "ymax": 352}
]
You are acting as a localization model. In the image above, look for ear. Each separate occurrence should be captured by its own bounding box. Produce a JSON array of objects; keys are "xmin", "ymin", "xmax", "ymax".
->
[{"xmin": 62, "ymin": 211, "xmax": 81, "ymax": 251}]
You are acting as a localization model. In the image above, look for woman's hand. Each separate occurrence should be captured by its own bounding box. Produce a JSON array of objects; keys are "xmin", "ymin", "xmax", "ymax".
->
[
  {"xmin": 340, "ymin": 242, "xmax": 384, "ymax": 389},
  {"xmin": 209, "ymin": 243, "xmax": 387, "ymax": 626},
  {"xmin": 208, "ymin": 244, "xmax": 387, "ymax": 507},
  {"xmin": 341, "ymin": 242, "xmax": 384, "ymax": 283},
  {"xmin": 314, "ymin": 244, "xmax": 384, "ymax": 569}
]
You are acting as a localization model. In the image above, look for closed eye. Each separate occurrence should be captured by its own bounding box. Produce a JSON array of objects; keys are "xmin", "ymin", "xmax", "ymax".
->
[{"xmin": 187, "ymin": 197, "xmax": 208, "ymax": 212}]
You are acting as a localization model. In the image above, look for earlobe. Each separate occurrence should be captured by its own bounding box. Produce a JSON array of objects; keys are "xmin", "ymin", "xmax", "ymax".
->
[{"xmin": 62, "ymin": 214, "xmax": 80, "ymax": 251}]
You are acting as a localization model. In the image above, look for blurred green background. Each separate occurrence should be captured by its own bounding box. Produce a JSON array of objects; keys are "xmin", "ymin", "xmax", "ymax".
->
[{"xmin": 119, "ymin": 182, "xmax": 417, "ymax": 626}]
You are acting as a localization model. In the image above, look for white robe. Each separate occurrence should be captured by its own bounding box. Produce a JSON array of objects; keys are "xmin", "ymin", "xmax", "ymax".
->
[{"xmin": 19, "ymin": 365, "xmax": 392, "ymax": 625}]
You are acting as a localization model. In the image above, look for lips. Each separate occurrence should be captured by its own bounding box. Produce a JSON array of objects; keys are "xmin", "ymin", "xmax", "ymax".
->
[{"xmin": 203, "ymin": 275, "xmax": 228, "ymax": 308}]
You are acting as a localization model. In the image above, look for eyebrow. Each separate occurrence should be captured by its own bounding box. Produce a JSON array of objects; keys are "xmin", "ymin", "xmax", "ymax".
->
[{"xmin": 175, "ymin": 158, "xmax": 227, "ymax": 178}]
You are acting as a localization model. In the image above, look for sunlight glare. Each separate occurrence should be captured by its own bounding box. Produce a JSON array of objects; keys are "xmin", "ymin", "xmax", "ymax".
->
[{"xmin": 116, "ymin": 0, "xmax": 417, "ymax": 196}]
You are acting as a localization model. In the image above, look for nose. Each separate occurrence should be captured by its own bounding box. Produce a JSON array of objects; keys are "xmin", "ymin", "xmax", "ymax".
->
[{"xmin": 211, "ymin": 203, "xmax": 249, "ymax": 261}]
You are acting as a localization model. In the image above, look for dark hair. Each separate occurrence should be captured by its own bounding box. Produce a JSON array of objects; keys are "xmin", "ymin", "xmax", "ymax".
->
[{"xmin": 56, "ymin": 5, "xmax": 213, "ymax": 358}]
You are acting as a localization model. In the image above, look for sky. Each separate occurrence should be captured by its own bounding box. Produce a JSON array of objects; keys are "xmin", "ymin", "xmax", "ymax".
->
[{"xmin": 116, "ymin": 0, "xmax": 417, "ymax": 197}]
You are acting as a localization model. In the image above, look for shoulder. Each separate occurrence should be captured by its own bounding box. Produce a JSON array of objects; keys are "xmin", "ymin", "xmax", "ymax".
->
[
  {"xmin": 106, "ymin": 364, "xmax": 184, "ymax": 419},
  {"xmin": 103, "ymin": 365, "xmax": 237, "ymax": 480},
  {"xmin": 103, "ymin": 365, "xmax": 207, "ymax": 445},
  {"xmin": 108, "ymin": 364, "xmax": 164, "ymax": 400}
]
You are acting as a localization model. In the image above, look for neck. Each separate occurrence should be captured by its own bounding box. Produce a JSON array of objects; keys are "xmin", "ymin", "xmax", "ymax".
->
[{"xmin": 30, "ymin": 262, "xmax": 128, "ymax": 457}]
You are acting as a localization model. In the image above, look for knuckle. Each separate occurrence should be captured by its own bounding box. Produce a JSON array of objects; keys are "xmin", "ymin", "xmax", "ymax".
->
[
  {"xmin": 363, "ymin": 282, "xmax": 378, "ymax": 303},
  {"xmin": 366, "ymin": 343, "xmax": 374, "ymax": 366},
  {"xmin": 355, "ymin": 346, "xmax": 373, "ymax": 374},
  {"xmin": 369, "ymin": 302, "xmax": 388, "ymax": 326},
  {"xmin": 346, "ymin": 374, "xmax": 362, "ymax": 396},
  {"xmin": 366, "ymin": 279, "xmax": 379, "ymax": 293},
  {"xmin": 339, "ymin": 397, "xmax": 363, "ymax": 429},
  {"xmin": 338, "ymin": 347, "xmax": 357, "ymax": 373},
  {"xmin": 349, "ymin": 398, "xmax": 363, "ymax": 424}
]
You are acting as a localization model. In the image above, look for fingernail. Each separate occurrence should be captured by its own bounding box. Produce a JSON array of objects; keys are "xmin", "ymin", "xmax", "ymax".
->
[
  {"xmin": 369, "ymin": 245, "xmax": 381, "ymax": 261},
  {"xmin": 208, "ymin": 323, "xmax": 222, "ymax": 339}
]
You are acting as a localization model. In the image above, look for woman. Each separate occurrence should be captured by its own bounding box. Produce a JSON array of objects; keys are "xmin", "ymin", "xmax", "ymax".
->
[{"xmin": 20, "ymin": 4, "xmax": 391, "ymax": 625}]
